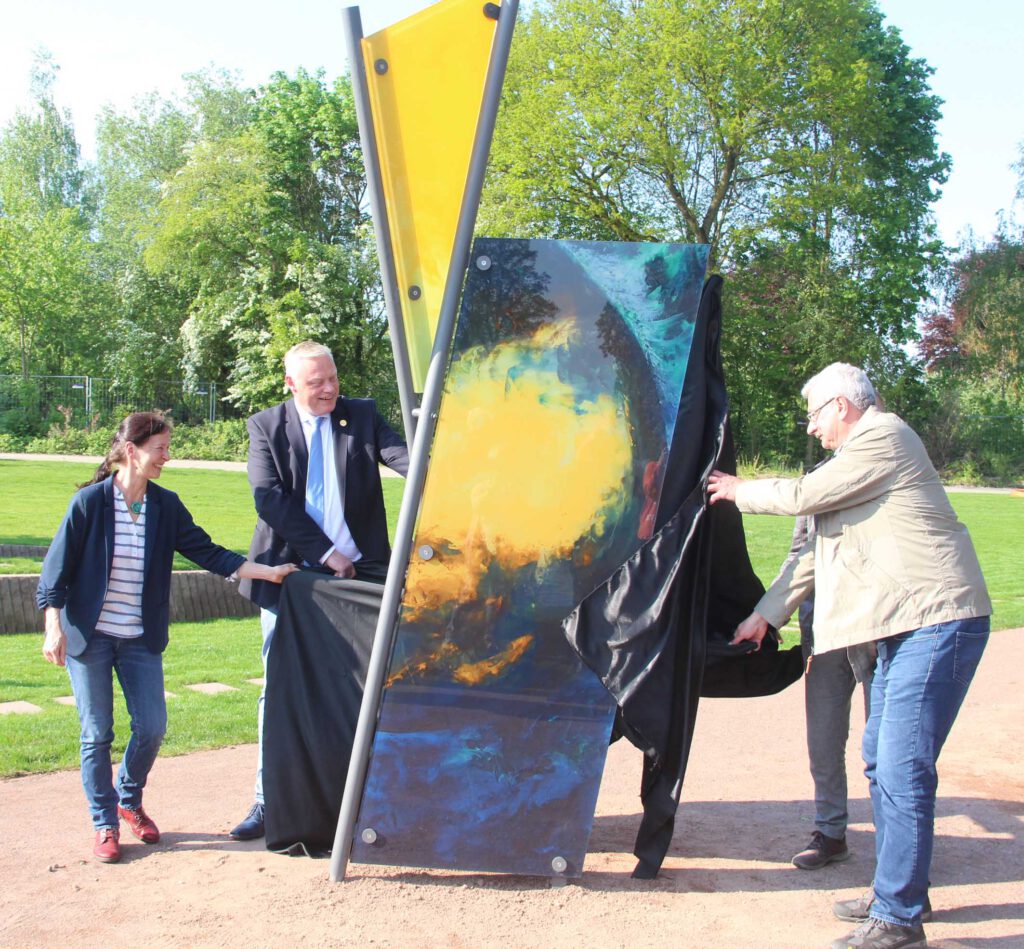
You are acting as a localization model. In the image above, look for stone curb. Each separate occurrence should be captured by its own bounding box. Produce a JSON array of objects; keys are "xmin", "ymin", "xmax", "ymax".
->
[
  {"xmin": 0, "ymin": 570, "xmax": 257, "ymax": 635},
  {"xmin": 0, "ymin": 544, "xmax": 48, "ymax": 558}
]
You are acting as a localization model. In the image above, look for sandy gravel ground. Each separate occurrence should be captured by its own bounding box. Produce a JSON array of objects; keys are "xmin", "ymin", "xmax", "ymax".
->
[{"xmin": 1, "ymin": 629, "xmax": 1021, "ymax": 949}]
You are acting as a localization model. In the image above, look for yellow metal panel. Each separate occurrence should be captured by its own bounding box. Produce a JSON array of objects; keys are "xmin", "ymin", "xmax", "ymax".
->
[{"xmin": 362, "ymin": 0, "xmax": 498, "ymax": 391}]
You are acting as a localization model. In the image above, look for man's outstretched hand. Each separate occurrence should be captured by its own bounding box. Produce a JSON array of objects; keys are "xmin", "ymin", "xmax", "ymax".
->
[
  {"xmin": 731, "ymin": 611, "xmax": 770, "ymax": 650},
  {"xmin": 707, "ymin": 469, "xmax": 743, "ymax": 505}
]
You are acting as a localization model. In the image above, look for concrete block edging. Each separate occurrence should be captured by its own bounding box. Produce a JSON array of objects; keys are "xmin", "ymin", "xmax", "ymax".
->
[{"xmin": 0, "ymin": 571, "xmax": 257, "ymax": 634}]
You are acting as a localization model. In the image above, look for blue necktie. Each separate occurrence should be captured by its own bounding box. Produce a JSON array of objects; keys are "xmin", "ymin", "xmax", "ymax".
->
[{"xmin": 305, "ymin": 416, "xmax": 326, "ymax": 528}]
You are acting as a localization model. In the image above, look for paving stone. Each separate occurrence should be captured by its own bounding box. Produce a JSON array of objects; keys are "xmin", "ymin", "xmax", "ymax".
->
[
  {"xmin": 184, "ymin": 682, "xmax": 238, "ymax": 695},
  {"xmin": 246, "ymin": 678, "xmax": 265, "ymax": 686},
  {"xmin": 53, "ymin": 696, "xmax": 77, "ymax": 706},
  {"xmin": 0, "ymin": 700, "xmax": 43, "ymax": 715}
]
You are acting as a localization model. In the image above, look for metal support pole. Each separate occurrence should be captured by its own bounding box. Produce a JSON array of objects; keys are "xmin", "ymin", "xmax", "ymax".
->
[
  {"xmin": 329, "ymin": 0, "xmax": 520, "ymax": 883},
  {"xmin": 342, "ymin": 6, "xmax": 419, "ymax": 447}
]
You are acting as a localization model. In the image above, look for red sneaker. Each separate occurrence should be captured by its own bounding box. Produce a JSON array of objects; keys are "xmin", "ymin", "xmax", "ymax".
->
[
  {"xmin": 93, "ymin": 827, "xmax": 121, "ymax": 863},
  {"xmin": 118, "ymin": 804, "xmax": 160, "ymax": 843}
]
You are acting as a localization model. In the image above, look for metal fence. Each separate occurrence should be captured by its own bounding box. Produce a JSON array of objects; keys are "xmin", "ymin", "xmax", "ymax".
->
[{"xmin": 0, "ymin": 375, "xmax": 221, "ymax": 427}]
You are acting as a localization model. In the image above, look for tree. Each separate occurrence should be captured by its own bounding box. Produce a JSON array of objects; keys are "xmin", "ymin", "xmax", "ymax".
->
[
  {"xmin": 481, "ymin": 0, "xmax": 948, "ymax": 460},
  {"xmin": 926, "ymin": 229, "xmax": 1024, "ymax": 400},
  {"xmin": 142, "ymin": 70, "xmax": 395, "ymax": 416},
  {"xmin": 0, "ymin": 53, "xmax": 111, "ymax": 379},
  {"xmin": 91, "ymin": 70, "xmax": 260, "ymax": 395},
  {"xmin": 0, "ymin": 51, "xmax": 87, "ymax": 217}
]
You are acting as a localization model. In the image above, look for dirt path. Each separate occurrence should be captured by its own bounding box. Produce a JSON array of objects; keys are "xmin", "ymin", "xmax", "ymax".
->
[{"xmin": 1, "ymin": 629, "xmax": 1021, "ymax": 949}]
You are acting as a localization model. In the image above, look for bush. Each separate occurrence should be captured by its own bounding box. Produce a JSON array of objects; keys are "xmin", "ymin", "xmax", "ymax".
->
[
  {"xmin": 940, "ymin": 457, "xmax": 987, "ymax": 487},
  {"xmin": 24, "ymin": 428, "xmax": 112, "ymax": 455},
  {"xmin": 0, "ymin": 408, "xmax": 47, "ymax": 439},
  {"xmin": 12, "ymin": 414, "xmax": 248, "ymax": 462},
  {"xmin": 166, "ymin": 419, "xmax": 249, "ymax": 461},
  {"xmin": 737, "ymin": 455, "xmax": 802, "ymax": 479}
]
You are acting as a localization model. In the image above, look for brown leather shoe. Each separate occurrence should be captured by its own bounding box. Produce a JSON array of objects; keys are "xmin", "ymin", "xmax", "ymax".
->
[
  {"xmin": 792, "ymin": 830, "xmax": 850, "ymax": 869},
  {"xmin": 118, "ymin": 804, "xmax": 160, "ymax": 843},
  {"xmin": 93, "ymin": 827, "xmax": 121, "ymax": 863}
]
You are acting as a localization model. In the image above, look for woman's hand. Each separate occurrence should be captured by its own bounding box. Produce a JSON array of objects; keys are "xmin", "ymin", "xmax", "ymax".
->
[
  {"xmin": 268, "ymin": 563, "xmax": 299, "ymax": 584},
  {"xmin": 42, "ymin": 608, "xmax": 67, "ymax": 667},
  {"xmin": 236, "ymin": 561, "xmax": 300, "ymax": 585}
]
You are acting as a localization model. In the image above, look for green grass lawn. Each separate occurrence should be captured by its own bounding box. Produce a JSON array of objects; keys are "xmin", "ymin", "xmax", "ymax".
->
[
  {"xmin": 741, "ymin": 493, "xmax": 1024, "ymax": 631},
  {"xmin": 0, "ymin": 460, "xmax": 257, "ymax": 570},
  {"xmin": 1, "ymin": 459, "xmax": 1020, "ymax": 778},
  {"xmin": 0, "ymin": 556, "xmax": 45, "ymax": 575},
  {"xmin": 948, "ymin": 493, "xmax": 1024, "ymax": 630},
  {"xmin": 0, "ymin": 460, "xmax": 406, "ymax": 572},
  {"xmin": 0, "ymin": 618, "xmax": 262, "ymax": 776}
]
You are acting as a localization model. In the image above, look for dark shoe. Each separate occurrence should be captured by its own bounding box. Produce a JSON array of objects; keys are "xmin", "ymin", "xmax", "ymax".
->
[
  {"xmin": 118, "ymin": 804, "xmax": 160, "ymax": 843},
  {"xmin": 229, "ymin": 802, "xmax": 265, "ymax": 840},
  {"xmin": 792, "ymin": 830, "xmax": 850, "ymax": 869},
  {"xmin": 834, "ymin": 889, "xmax": 932, "ymax": 924},
  {"xmin": 829, "ymin": 918, "xmax": 927, "ymax": 949},
  {"xmin": 93, "ymin": 827, "xmax": 121, "ymax": 863}
]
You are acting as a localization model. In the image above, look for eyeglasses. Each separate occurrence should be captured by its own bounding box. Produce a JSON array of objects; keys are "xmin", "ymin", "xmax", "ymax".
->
[{"xmin": 804, "ymin": 396, "xmax": 837, "ymax": 427}]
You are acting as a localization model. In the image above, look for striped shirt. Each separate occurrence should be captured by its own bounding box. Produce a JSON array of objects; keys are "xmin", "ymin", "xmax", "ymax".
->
[{"xmin": 95, "ymin": 486, "xmax": 146, "ymax": 639}]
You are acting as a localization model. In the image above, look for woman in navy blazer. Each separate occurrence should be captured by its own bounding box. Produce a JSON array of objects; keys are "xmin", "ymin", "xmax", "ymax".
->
[{"xmin": 37, "ymin": 412, "xmax": 296, "ymax": 864}]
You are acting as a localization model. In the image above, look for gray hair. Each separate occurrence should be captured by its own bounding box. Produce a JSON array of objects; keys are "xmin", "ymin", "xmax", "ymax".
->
[
  {"xmin": 801, "ymin": 363, "xmax": 877, "ymax": 411},
  {"xmin": 284, "ymin": 341, "xmax": 335, "ymax": 385}
]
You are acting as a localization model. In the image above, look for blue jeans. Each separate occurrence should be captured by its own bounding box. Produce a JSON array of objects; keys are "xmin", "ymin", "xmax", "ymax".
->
[
  {"xmin": 254, "ymin": 607, "xmax": 278, "ymax": 805},
  {"xmin": 863, "ymin": 617, "xmax": 989, "ymax": 926},
  {"xmin": 66, "ymin": 633, "xmax": 167, "ymax": 830}
]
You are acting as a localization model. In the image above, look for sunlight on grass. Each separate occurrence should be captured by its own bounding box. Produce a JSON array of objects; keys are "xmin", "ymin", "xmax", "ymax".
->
[
  {"xmin": 0, "ymin": 618, "xmax": 261, "ymax": 777},
  {"xmin": 0, "ymin": 460, "xmax": 406, "ymax": 571},
  {"xmin": 1, "ymin": 460, "xmax": 1020, "ymax": 777}
]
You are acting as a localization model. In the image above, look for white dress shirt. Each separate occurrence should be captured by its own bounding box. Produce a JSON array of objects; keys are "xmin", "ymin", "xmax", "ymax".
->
[{"xmin": 297, "ymin": 407, "xmax": 362, "ymax": 563}]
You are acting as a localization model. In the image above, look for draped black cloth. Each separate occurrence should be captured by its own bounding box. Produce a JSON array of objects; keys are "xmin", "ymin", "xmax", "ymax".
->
[
  {"xmin": 563, "ymin": 276, "xmax": 803, "ymax": 878},
  {"xmin": 263, "ymin": 570, "xmax": 382, "ymax": 855}
]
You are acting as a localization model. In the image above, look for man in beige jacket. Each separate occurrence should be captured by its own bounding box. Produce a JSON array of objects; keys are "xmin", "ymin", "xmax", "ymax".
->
[{"xmin": 708, "ymin": 362, "xmax": 991, "ymax": 949}]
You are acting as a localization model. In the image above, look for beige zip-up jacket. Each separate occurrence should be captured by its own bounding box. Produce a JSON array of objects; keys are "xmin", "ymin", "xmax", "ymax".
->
[{"xmin": 735, "ymin": 407, "xmax": 991, "ymax": 654}]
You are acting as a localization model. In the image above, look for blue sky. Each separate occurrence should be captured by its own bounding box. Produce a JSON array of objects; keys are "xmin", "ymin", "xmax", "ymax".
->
[{"xmin": 1, "ymin": 0, "xmax": 1020, "ymax": 248}]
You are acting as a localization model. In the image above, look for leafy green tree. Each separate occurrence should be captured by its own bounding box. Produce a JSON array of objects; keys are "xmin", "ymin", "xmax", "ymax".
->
[
  {"xmin": 94, "ymin": 93, "xmax": 195, "ymax": 388},
  {"xmin": 142, "ymin": 69, "xmax": 395, "ymax": 416},
  {"xmin": 482, "ymin": 0, "xmax": 948, "ymax": 461},
  {"xmin": 0, "ymin": 210, "xmax": 108, "ymax": 377},
  {"xmin": 0, "ymin": 52, "xmax": 87, "ymax": 217},
  {"xmin": 92, "ymin": 70, "xmax": 259, "ymax": 396},
  {"xmin": 0, "ymin": 53, "xmax": 111, "ymax": 379},
  {"xmin": 927, "ymin": 229, "xmax": 1024, "ymax": 401}
]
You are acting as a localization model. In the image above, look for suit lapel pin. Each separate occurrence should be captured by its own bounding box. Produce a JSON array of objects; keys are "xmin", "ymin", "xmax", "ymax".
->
[{"xmin": 339, "ymin": 418, "xmax": 348, "ymax": 427}]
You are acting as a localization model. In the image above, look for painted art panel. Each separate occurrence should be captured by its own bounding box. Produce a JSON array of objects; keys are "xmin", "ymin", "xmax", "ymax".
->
[{"xmin": 351, "ymin": 238, "xmax": 710, "ymax": 876}]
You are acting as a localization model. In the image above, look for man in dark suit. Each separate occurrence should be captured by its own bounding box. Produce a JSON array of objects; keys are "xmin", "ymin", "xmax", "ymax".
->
[{"xmin": 230, "ymin": 341, "xmax": 409, "ymax": 840}]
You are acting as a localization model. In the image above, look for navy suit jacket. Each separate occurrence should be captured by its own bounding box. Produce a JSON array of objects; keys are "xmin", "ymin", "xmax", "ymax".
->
[
  {"xmin": 239, "ymin": 397, "xmax": 409, "ymax": 609},
  {"xmin": 36, "ymin": 477, "xmax": 245, "ymax": 657}
]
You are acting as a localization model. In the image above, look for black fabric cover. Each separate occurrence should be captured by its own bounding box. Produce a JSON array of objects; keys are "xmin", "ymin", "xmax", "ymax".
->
[
  {"xmin": 563, "ymin": 276, "xmax": 802, "ymax": 878},
  {"xmin": 263, "ymin": 570, "xmax": 382, "ymax": 855}
]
